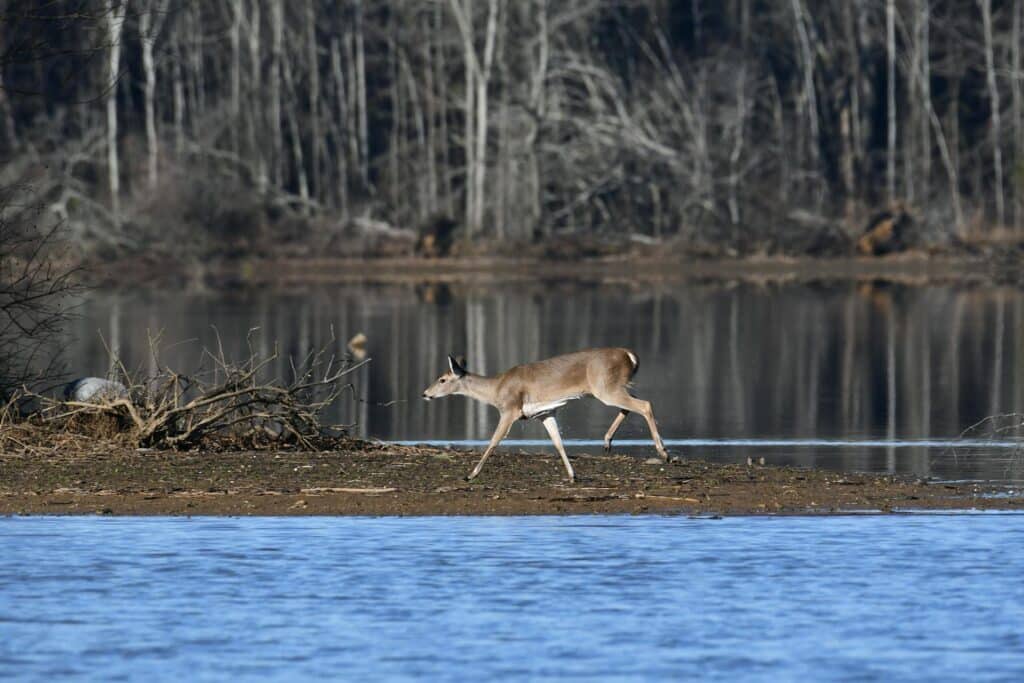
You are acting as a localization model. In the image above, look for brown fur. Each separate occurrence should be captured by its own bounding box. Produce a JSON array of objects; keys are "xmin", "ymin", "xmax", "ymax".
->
[{"xmin": 422, "ymin": 348, "xmax": 666, "ymax": 482}]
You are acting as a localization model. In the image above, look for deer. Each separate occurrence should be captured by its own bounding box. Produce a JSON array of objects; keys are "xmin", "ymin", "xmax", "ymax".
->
[{"xmin": 421, "ymin": 348, "xmax": 669, "ymax": 483}]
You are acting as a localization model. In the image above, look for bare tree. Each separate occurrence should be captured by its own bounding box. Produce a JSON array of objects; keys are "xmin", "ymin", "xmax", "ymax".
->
[
  {"xmin": 139, "ymin": 0, "xmax": 167, "ymax": 190},
  {"xmin": 106, "ymin": 0, "xmax": 126, "ymax": 221},
  {"xmin": 0, "ymin": 196, "xmax": 81, "ymax": 400},
  {"xmin": 980, "ymin": 0, "xmax": 1005, "ymax": 227},
  {"xmin": 886, "ymin": 0, "xmax": 897, "ymax": 203}
]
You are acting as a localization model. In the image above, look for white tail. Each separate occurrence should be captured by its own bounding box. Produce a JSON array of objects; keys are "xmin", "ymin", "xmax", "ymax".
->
[{"xmin": 422, "ymin": 348, "xmax": 668, "ymax": 482}]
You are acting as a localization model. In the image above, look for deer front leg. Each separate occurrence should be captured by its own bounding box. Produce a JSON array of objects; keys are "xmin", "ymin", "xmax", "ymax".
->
[
  {"xmin": 467, "ymin": 411, "xmax": 516, "ymax": 481},
  {"xmin": 541, "ymin": 415, "xmax": 575, "ymax": 482}
]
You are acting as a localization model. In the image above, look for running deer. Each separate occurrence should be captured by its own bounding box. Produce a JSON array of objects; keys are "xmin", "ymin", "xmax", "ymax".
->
[{"xmin": 422, "ymin": 348, "xmax": 668, "ymax": 482}]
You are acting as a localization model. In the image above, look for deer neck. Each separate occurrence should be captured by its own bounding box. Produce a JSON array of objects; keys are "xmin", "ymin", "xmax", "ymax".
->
[{"xmin": 459, "ymin": 373, "xmax": 501, "ymax": 407}]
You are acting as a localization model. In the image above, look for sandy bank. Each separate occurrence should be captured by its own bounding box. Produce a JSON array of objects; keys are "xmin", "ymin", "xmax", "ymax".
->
[{"xmin": 1, "ymin": 441, "xmax": 1020, "ymax": 516}]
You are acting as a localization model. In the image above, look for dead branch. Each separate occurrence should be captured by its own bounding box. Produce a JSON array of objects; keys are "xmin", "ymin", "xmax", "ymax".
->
[{"xmin": 13, "ymin": 330, "xmax": 370, "ymax": 450}]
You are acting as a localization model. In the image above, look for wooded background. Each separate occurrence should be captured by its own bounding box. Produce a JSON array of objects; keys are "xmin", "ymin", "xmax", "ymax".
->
[{"xmin": 2, "ymin": 0, "xmax": 1023, "ymax": 255}]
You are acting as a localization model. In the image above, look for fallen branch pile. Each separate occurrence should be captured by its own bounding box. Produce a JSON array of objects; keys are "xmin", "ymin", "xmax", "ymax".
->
[{"xmin": 4, "ymin": 330, "xmax": 369, "ymax": 451}]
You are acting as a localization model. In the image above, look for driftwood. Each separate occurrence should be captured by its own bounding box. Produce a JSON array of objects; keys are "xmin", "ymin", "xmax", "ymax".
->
[{"xmin": 18, "ymin": 330, "xmax": 369, "ymax": 450}]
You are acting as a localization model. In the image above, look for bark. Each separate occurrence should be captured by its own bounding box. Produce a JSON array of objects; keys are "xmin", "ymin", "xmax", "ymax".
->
[
  {"xmin": 402, "ymin": 50, "xmax": 428, "ymax": 223},
  {"xmin": 245, "ymin": 0, "xmax": 266, "ymax": 193},
  {"xmin": 355, "ymin": 0, "xmax": 369, "ymax": 185},
  {"xmin": 790, "ymin": 0, "xmax": 819, "ymax": 175},
  {"xmin": 886, "ymin": 0, "xmax": 897, "ymax": 202},
  {"xmin": 230, "ymin": 0, "xmax": 242, "ymax": 158},
  {"xmin": 282, "ymin": 52, "xmax": 309, "ymax": 210},
  {"xmin": 918, "ymin": 0, "xmax": 931, "ymax": 202},
  {"xmin": 435, "ymin": 2, "xmax": 452, "ymax": 215},
  {"xmin": 422, "ymin": 10, "xmax": 438, "ymax": 217},
  {"xmin": 980, "ymin": 0, "xmax": 1005, "ymax": 227},
  {"xmin": 0, "ymin": 18, "xmax": 17, "ymax": 150},
  {"xmin": 1014, "ymin": 0, "xmax": 1022, "ymax": 230},
  {"xmin": 330, "ymin": 37, "xmax": 349, "ymax": 214},
  {"xmin": 270, "ymin": 0, "xmax": 284, "ymax": 188},
  {"xmin": 306, "ymin": 0, "xmax": 321, "ymax": 201},
  {"xmin": 171, "ymin": 21, "xmax": 184, "ymax": 156},
  {"xmin": 140, "ymin": 0, "xmax": 166, "ymax": 190},
  {"xmin": 449, "ymin": 0, "xmax": 499, "ymax": 238},
  {"xmin": 454, "ymin": 0, "xmax": 476, "ymax": 236},
  {"xmin": 106, "ymin": 0, "xmax": 126, "ymax": 221},
  {"xmin": 531, "ymin": 0, "xmax": 549, "ymax": 235}
]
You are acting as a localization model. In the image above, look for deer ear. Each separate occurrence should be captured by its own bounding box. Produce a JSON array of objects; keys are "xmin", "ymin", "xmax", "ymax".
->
[{"xmin": 448, "ymin": 354, "xmax": 467, "ymax": 377}]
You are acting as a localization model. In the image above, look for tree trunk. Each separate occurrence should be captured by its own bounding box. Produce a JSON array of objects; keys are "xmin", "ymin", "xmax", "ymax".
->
[
  {"xmin": 106, "ymin": 0, "xmax": 126, "ymax": 221},
  {"xmin": 532, "ymin": 0, "xmax": 549, "ymax": 236},
  {"xmin": 472, "ymin": 0, "xmax": 498, "ymax": 236},
  {"xmin": 918, "ymin": 0, "xmax": 931, "ymax": 203},
  {"xmin": 140, "ymin": 0, "xmax": 165, "ymax": 190},
  {"xmin": 1014, "ymin": 0, "xmax": 1022, "ymax": 231},
  {"xmin": 345, "ymin": 31, "xmax": 360, "ymax": 185},
  {"xmin": 172, "ymin": 22, "xmax": 184, "ymax": 156},
  {"xmin": 886, "ymin": 0, "xmax": 897, "ymax": 203},
  {"xmin": 330, "ymin": 37, "xmax": 349, "ymax": 215},
  {"xmin": 245, "ymin": 0, "xmax": 266, "ymax": 193},
  {"xmin": 306, "ymin": 0, "xmax": 321, "ymax": 201},
  {"xmin": 0, "ymin": 13, "xmax": 18, "ymax": 150},
  {"xmin": 230, "ymin": 0, "xmax": 242, "ymax": 158},
  {"xmin": 450, "ymin": 0, "xmax": 498, "ymax": 239},
  {"xmin": 981, "ymin": 0, "xmax": 1006, "ymax": 227},
  {"xmin": 270, "ymin": 0, "xmax": 284, "ymax": 188},
  {"xmin": 403, "ymin": 51, "xmax": 428, "ymax": 224},
  {"xmin": 454, "ymin": 0, "xmax": 476, "ymax": 237},
  {"xmin": 355, "ymin": 0, "xmax": 369, "ymax": 185},
  {"xmin": 422, "ymin": 10, "xmax": 438, "ymax": 217},
  {"xmin": 790, "ymin": 0, "xmax": 819, "ymax": 189},
  {"xmin": 282, "ymin": 55, "xmax": 309, "ymax": 210}
]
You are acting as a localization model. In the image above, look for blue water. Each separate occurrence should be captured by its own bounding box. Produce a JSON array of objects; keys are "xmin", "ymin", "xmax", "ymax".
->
[{"xmin": 2, "ymin": 515, "xmax": 1024, "ymax": 681}]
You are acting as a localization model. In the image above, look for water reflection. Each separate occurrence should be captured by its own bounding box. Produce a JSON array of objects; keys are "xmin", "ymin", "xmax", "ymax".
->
[{"xmin": 67, "ymin": 280, "xmax": 1024, "ymax": 480}]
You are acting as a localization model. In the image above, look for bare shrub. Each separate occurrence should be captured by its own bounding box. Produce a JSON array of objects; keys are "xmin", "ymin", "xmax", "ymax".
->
[
  {"xmin": 19, "ymin": 331, "xmax": 369, "ymax": 450},
  {"xmin": 0, "ymin": 187, "xmax": 82, "ymax": 403}
]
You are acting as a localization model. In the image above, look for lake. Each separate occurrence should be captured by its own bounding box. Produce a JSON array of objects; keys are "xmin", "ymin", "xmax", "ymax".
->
[
  {"xmin": 2, "ymin": 514, "xmax": 1023, "ymax": 680},
  {"xmin": 67, "ymin": 279, "xmax": 1024, "ymax": 484}
]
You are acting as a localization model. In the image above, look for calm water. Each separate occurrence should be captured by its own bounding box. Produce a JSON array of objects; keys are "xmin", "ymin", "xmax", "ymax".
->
[
  {"xmin": 69, "ymin": 280, "xmax": 1024, "ymax": 482},
  {"xmin": 2, "ymin": 515, "xmax": 1023, "ymax": 680}
]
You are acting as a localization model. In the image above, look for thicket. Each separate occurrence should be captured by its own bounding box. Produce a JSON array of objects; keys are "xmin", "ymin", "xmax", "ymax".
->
[{"xmin": 3, "ymin": 0, "xmax": 1024, "ymax": 258}]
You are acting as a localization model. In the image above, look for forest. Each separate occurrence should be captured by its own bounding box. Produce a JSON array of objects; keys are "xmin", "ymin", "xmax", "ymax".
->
[{"xmin": 2, "ymin": 0, "xmax": 1024, "ymax": 260}]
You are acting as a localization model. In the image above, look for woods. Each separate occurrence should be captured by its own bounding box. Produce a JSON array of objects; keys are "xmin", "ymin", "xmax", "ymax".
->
[{"xmin": 4, "ymin": 0, "xmax": 1024, "ymax": 257}]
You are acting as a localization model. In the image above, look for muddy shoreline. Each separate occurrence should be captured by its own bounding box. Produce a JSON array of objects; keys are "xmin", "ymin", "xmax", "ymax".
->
[
  {"xmin": 89, "ymin": 252, "xmax": 1018, "ymax": 289},
  {"xmin": 1, "ymin": 441, "xmax": 1021, "ymax": 516}
]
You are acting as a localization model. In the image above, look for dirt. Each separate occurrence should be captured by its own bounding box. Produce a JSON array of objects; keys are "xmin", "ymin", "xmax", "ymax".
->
[
  {"xmin": 85, "ymin": 250, "xmax": 1015, "ymax": 289},
  {"xmin": 1, "ymin": 440, "xmax": 1021, "ymax": 516}
]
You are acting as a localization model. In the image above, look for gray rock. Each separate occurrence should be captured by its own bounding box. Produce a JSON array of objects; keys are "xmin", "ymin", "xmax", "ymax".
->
[{"xmin": 63, "ymin": 377, "xmax": 129, "ymax": 403}]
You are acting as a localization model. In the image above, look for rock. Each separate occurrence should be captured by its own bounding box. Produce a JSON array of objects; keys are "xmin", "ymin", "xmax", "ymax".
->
[{"xmin": 63, "ymin": 377, "xmax": 128, "ymax": 403}]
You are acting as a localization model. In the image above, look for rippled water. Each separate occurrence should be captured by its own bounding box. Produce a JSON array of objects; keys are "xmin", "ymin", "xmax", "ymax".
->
[
  {"xmin": 2, "ymin": 515, "xmax": 1023, "ymax": 680},
  {"xmin": 68, "ymin": 281, "xmax": 1024, "ymax": 483}
]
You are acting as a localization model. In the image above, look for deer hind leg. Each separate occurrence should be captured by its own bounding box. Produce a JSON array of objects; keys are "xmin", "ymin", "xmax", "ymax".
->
[
  {"xmin": 594, "ymin": 389, "xmax": 668, "ymax": 462},
  {"xmin": 603, "ymin": 410, "xmax": 629, "ymax": 452},
  {"xmin": 467, "ymin": 412, "xmax": 516, "ymax": 481},
  {"xmin": 541, "ymin": 415, "xmax": 575, "ymax": 482}
]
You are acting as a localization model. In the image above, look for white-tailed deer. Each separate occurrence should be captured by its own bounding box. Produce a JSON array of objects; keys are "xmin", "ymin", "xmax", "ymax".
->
[{"xmin": 422, "ymin": 348, "xmax": 668, "ymax": 482}]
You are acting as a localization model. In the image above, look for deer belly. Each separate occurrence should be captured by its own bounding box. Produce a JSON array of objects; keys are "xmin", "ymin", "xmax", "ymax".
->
[{"xmin": 522, "ymin": 394, "xmax": 583, "ymax": 419}]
